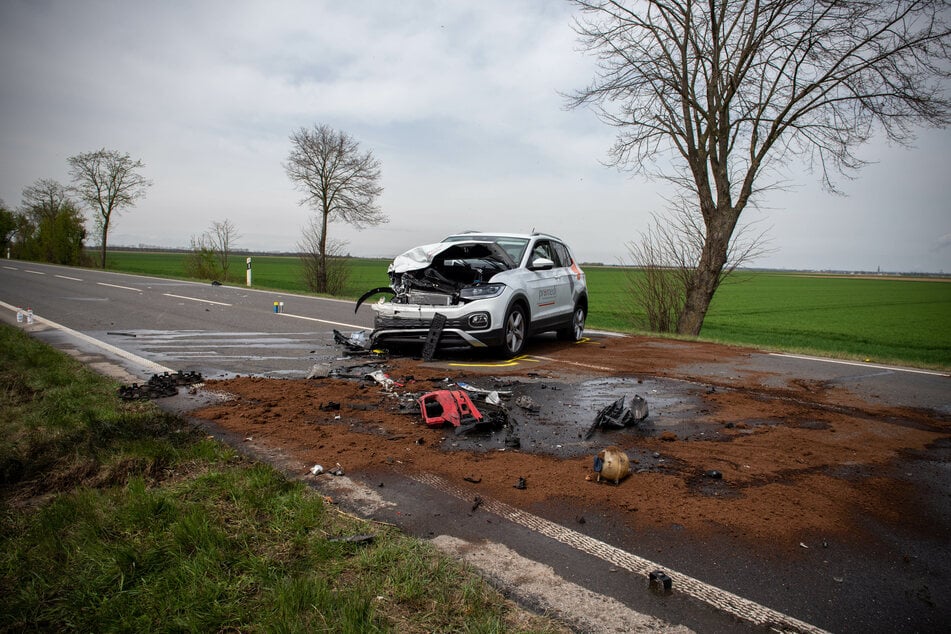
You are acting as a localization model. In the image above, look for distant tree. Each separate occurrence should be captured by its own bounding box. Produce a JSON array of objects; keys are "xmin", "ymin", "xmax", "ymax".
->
[
  {"xmin": 68, "ymin": 149, "xmax": 152, "ymax": 269},
  {"xmin": 20, "ymin": 179, "xmax": 72, "ymax": 224},
  {"xmin": 209, "ymin": 219, "xmax": 240, "ymax": 278},
  {"xmin": 298, "ymin": 215, "xmax": 350, "ymax": 295},
  {"xmin": 13, "ymin": 181, "xmax": 87, "ymax": 265},
  {"xmin": 183, "ymin": 219, "xmax": 241, "ymax": 281},
  {"xmin": 0, "ymin": 200, "xmax": 15, "ymax": 257},
  {"xmin": 569, "ymin": 0, "xmax": 951, "ymax": 335},
  {"xmin": 285, "ymin": 124, "xmax": 385, "ymax": 293}
]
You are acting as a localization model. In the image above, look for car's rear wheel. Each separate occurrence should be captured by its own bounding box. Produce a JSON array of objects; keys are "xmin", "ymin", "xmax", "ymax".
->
[
  {"xmin": 503, "ymin": 304, "xmax": 527, "ymax": 356},
  {"xmin": 558, "ymin": 303, "xmax": 586, "ymax": 341}
]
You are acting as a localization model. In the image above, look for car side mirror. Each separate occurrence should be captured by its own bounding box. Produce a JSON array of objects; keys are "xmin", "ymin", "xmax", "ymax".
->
[{"xmin": 530, "ymin": 257, "xmax": 555, "ymax": 271}]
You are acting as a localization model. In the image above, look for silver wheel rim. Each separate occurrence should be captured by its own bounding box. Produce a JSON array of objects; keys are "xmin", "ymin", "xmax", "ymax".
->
[
  {"xmin": 573, "ymin": 308, "xmax": 585, "ymax": 339},
  {"xmin": 506, "ymin": 310, "xmax": 524, "ymax": 352}
]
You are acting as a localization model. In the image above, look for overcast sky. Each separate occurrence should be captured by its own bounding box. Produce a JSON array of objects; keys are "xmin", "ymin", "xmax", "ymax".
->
[{"xmin": 2, "ymin": 0, "xmax": 949, "ymax": 273}]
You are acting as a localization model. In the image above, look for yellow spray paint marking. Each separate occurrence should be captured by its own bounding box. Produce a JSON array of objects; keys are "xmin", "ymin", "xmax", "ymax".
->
[{"xmin": 448, "ymin": 354, "xmax": 539, "ymax": 368}]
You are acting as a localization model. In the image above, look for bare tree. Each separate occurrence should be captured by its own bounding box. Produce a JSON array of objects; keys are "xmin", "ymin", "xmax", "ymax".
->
[
  {"xmin": 184, "ymin": 219, "xmax": 241, "ymax": 281},
  {"xmin": 209, "ymin": 219, "xmax": 240, "ymax": 278},
  {"xmin": 68, "ymin": 149, "xmax": 152, "ymax": 268},
  {"xmin": 19, "ymin": 179, "xmax": 73, "ymax": 224},
  {"xmin": 298, "ymin": 215, "xmax": 350, "ymax": 295},
  {"xmin": 285, "ymin": 124, "xmax": 385, "ymax": 293},
  {"xmin": 569, "ymin": 0, "xmax": 951, "ymax": 335}
]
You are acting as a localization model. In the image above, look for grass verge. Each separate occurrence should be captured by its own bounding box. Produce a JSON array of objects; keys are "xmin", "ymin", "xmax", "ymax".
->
[{"xmin": 0, "ymin": 324, "xmax": 564, "ymax": 633}]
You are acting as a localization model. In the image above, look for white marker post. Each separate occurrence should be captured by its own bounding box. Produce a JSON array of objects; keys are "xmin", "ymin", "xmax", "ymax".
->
[{"xmin": 246, "ymin": 257, "xmax": 252, "ymax": 287}]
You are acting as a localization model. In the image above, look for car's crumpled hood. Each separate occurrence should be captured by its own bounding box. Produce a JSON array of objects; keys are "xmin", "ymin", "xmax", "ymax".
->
[{"xmin": 388, "ymin": 241, "xmax": 514, "ymax": 274}]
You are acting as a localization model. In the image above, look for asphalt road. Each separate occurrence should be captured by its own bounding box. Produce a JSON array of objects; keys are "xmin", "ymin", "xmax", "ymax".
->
[{"xmin": 3, "ymin": 260, "xmax": 949, "ymax": 633}]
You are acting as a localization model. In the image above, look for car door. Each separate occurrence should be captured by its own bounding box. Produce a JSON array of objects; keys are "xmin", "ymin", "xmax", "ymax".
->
[{"xmin": 523, "ymin": 239, "xmax": 573, "ymax": 324}]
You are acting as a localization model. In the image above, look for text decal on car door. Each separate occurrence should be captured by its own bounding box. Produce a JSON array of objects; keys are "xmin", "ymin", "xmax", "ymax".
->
[{"xmin": 537, "ymin": 286, "xmax": 557, "ymax": 307}]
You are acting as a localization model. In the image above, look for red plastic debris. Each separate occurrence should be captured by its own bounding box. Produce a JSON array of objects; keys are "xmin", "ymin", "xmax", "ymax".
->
[{"xmin": 418, "ymin": 390, "xmax": 483, "ymax": 428}]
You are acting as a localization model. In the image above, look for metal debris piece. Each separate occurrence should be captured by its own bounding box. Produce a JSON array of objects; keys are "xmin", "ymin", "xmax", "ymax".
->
[
  {"xmin": 514, "ymin": 395, "xmax": 539, "ymax": 412},
  {"xmin": 513, "ymin": 476, "xmax": 527, "ymax": 490},
  {"xmin": 306, "ymin": 363, "xmax": 332, "ymax": 379},
  {"xmin": 585, "ymin": 394, "xmax": 648, "ymax": 439},
  {"xmin": 366, "ymin": 370, "xmax": 395, "ymax": 390},
  {"xmin": 457, "ymin": 382, "xmax": 513, "ymax": 397},
  {"xmin": 649, "ymin": 570, "xmax": 673, "ymax": 592},
  {"xmin": 333, "ymin": 329, "xmax": 370, "ymax": 351}
]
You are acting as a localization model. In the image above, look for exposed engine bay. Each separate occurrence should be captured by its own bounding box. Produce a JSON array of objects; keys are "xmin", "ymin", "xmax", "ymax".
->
[{"xmin": 356, "ymin": 241, "xmax": 516, "ymax": 311}]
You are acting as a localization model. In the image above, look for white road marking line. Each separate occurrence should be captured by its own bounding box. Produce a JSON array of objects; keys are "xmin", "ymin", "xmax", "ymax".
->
[
  {"xmin": 769, "ymin": 353, "xmax": 949, "ymax": 377},
  {"xmin": 412, "ymin": 472, "xmax": 830, "ymax": 634},
  {"xmin": 98, "ymin": 282, "xmax": 142, "ymax": 292},
  {"xmin": 163, "ymin": 293, "xmax": 232, "ymax": 306},
  {"xmin": 3, "ymin": 266, "xmax": 18, "ymax": 270},
  {"xmin": 0, "ymin": 300, "xmax": 172, "ymax": 374},
  {"xmin": 277, "ymin": 312, "xmax": 366, "ymax": 330},
  {"xmin": 55, "ymin": 274, "xmax": 83, "ymax": 281},
  {"xmin": 25, "ymin": 269, "xmax": 45, "ymax": 275}
]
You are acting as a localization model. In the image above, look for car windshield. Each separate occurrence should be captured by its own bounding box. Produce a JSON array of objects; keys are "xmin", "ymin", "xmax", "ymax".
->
[{"xmin": 442, "ymin": 235, "xmax": 530, "ymax": 265}]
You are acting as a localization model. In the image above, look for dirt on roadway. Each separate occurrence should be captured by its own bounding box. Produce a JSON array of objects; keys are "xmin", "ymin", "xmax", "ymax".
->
[{"xmin": 189, "ymin": 334, "xmax": 949, "ymax": 629}]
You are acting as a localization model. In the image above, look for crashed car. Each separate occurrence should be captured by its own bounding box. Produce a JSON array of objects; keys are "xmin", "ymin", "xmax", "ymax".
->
[{"xmin": 358, "ymin": 231, "xmax": 587, "ymax": 356}]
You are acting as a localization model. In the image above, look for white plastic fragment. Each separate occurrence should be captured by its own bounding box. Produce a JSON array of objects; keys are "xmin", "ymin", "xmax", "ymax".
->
[{"xmin": 310, "ymin": 464, "xmax": 324, "ymax": 475}]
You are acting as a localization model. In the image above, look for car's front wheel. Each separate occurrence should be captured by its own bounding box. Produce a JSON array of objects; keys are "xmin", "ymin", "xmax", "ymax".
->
[
  {"xmin": 558, "ymin": 303, "xmax": 586, "ymax": 341},
  {"xmin": 502, "ymin": 303, "xmax": 527, "ymax": 356}
]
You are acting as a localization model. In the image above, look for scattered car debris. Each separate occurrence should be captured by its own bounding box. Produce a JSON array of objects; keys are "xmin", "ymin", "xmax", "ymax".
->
[
  {"xmin": 471, "ymin": 496, "xmax": 483, "ymax": 511},
  {"xmin": 585, "ymin": 394, "xmax": 648, "ymax": 439},
  {"xmin": 457, "ymin": 381, "xmax": 513, "ymax": 397},
  {"xmin": 306, "ymin": 363, "xmax": 332, "ymax": 379},
  {"xmin": 418, "ymin": 390, "xmax": 484, "ymax": 433},
  {"xmin": 649, "ymin": 570, "xmax": 673, "ymax": 592},
  {"xmin": 319, "ymin": 402, "xmax": 341, "ymax": 412},
  {"xmin": 514, "ymin": 395, "xmax": 539, "ymax": 412},
  {"xmin": 704, "ymin": 469, "xmax": 723, "ymax": 479},
  {"xmin": 591, "ymin": 446, "xmax": 631, "ymax": 484},
  {"xmin": 464, "ymin": 475, "xmax": 482, "ymax": 484},
  {"xmin": 310, "ymin": 464, "xmax": 324, "ymax": 475},
  {"xmin": 366, "ymin": 370, "xmax": 396, "ymax": 390},
  {"xmin": 513, "ymin": 477, "xmax": 527, "ymax": 490},
  {"xmin": 333, "ymin": 329, "xmax": 371, "ymax": 351},
  {"xmin": 117, "ymin": 370, "xmax": 203, "ymax": 400},
  {"xmin": 328, "ymin": 464, "xmax": 345, "ymax": 476}
]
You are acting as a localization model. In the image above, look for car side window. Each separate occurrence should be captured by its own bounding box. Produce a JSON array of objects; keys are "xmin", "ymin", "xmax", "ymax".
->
[
  {"xmin": 552, "ymin": 242, "xmax": 571, "ymax": 268},
  {"xmin": 531, "ymin": 241, "xmax": 552, "ymax": 265}
]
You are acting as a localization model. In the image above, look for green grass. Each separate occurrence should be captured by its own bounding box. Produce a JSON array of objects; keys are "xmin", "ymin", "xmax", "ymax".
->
[
  {"xmin": 0, "ymin": 324, "xmax": 563, "ymax": 632},
  {"xmin": 98, "ymin": 250, "xmax": 951, "ymax": 368}
]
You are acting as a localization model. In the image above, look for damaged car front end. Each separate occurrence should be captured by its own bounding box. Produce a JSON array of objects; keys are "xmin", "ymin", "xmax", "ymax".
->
[{"xmin": 357, "ymin": 233, "xmax": 588, "ymax": 357}]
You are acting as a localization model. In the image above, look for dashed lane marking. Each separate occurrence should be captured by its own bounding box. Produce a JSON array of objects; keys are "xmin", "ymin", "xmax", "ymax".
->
[
  {"xmin": 25, "ymin": 269, "xmax": 45, "ymax": 275},
  {"xmin": 55, "ymin": 274, "xmax": 83, "ymax": 281},
  {"xmin": 411, "ymin": 472, "xmax": 829, "ymax": 634},
  {"xmin": 163, "ymin": 293, "xmax": 231, "ymax": 306},
  {"xmin": 98, "ymin": 282, "xmax": 142, "ymax": 292}
]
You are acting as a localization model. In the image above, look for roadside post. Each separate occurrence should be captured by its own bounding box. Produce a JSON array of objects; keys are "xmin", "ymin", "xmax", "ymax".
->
[{"xmin": 246, "ymin": 257, "xmax": 252, "ymax": 287}]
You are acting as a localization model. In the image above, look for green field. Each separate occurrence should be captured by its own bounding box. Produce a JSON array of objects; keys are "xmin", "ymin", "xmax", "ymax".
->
[{"xmin": 101, "ymin": 250, "xmax": 951, "ymax": 368}]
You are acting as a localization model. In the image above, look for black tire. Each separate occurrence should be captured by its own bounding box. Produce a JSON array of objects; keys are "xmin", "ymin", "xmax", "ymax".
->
[
  {"xmin": 558, "ymin": 303, "xmax": 586, "ymax": 341},
  {"xmin": 502, "ymin": 303, "xmax": 528, "ymax": 356}
]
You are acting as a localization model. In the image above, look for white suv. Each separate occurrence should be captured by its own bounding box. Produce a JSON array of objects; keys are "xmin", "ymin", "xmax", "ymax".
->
[{"xmin": 361, "ymin": 232, "xmax": 587, "ymax": 356}]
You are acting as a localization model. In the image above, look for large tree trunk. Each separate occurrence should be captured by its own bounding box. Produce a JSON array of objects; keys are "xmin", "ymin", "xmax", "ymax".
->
[
  {"xmin": 99, "ymin": 219, "xmax": 109, "ymax": 269},
  {"xmin": 317, "ymin": 211, "xmax": 329, "ymax": 293},
  {"xmin": 676, "ymin": 209, "xmax": 737, "ymax": 336}
]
